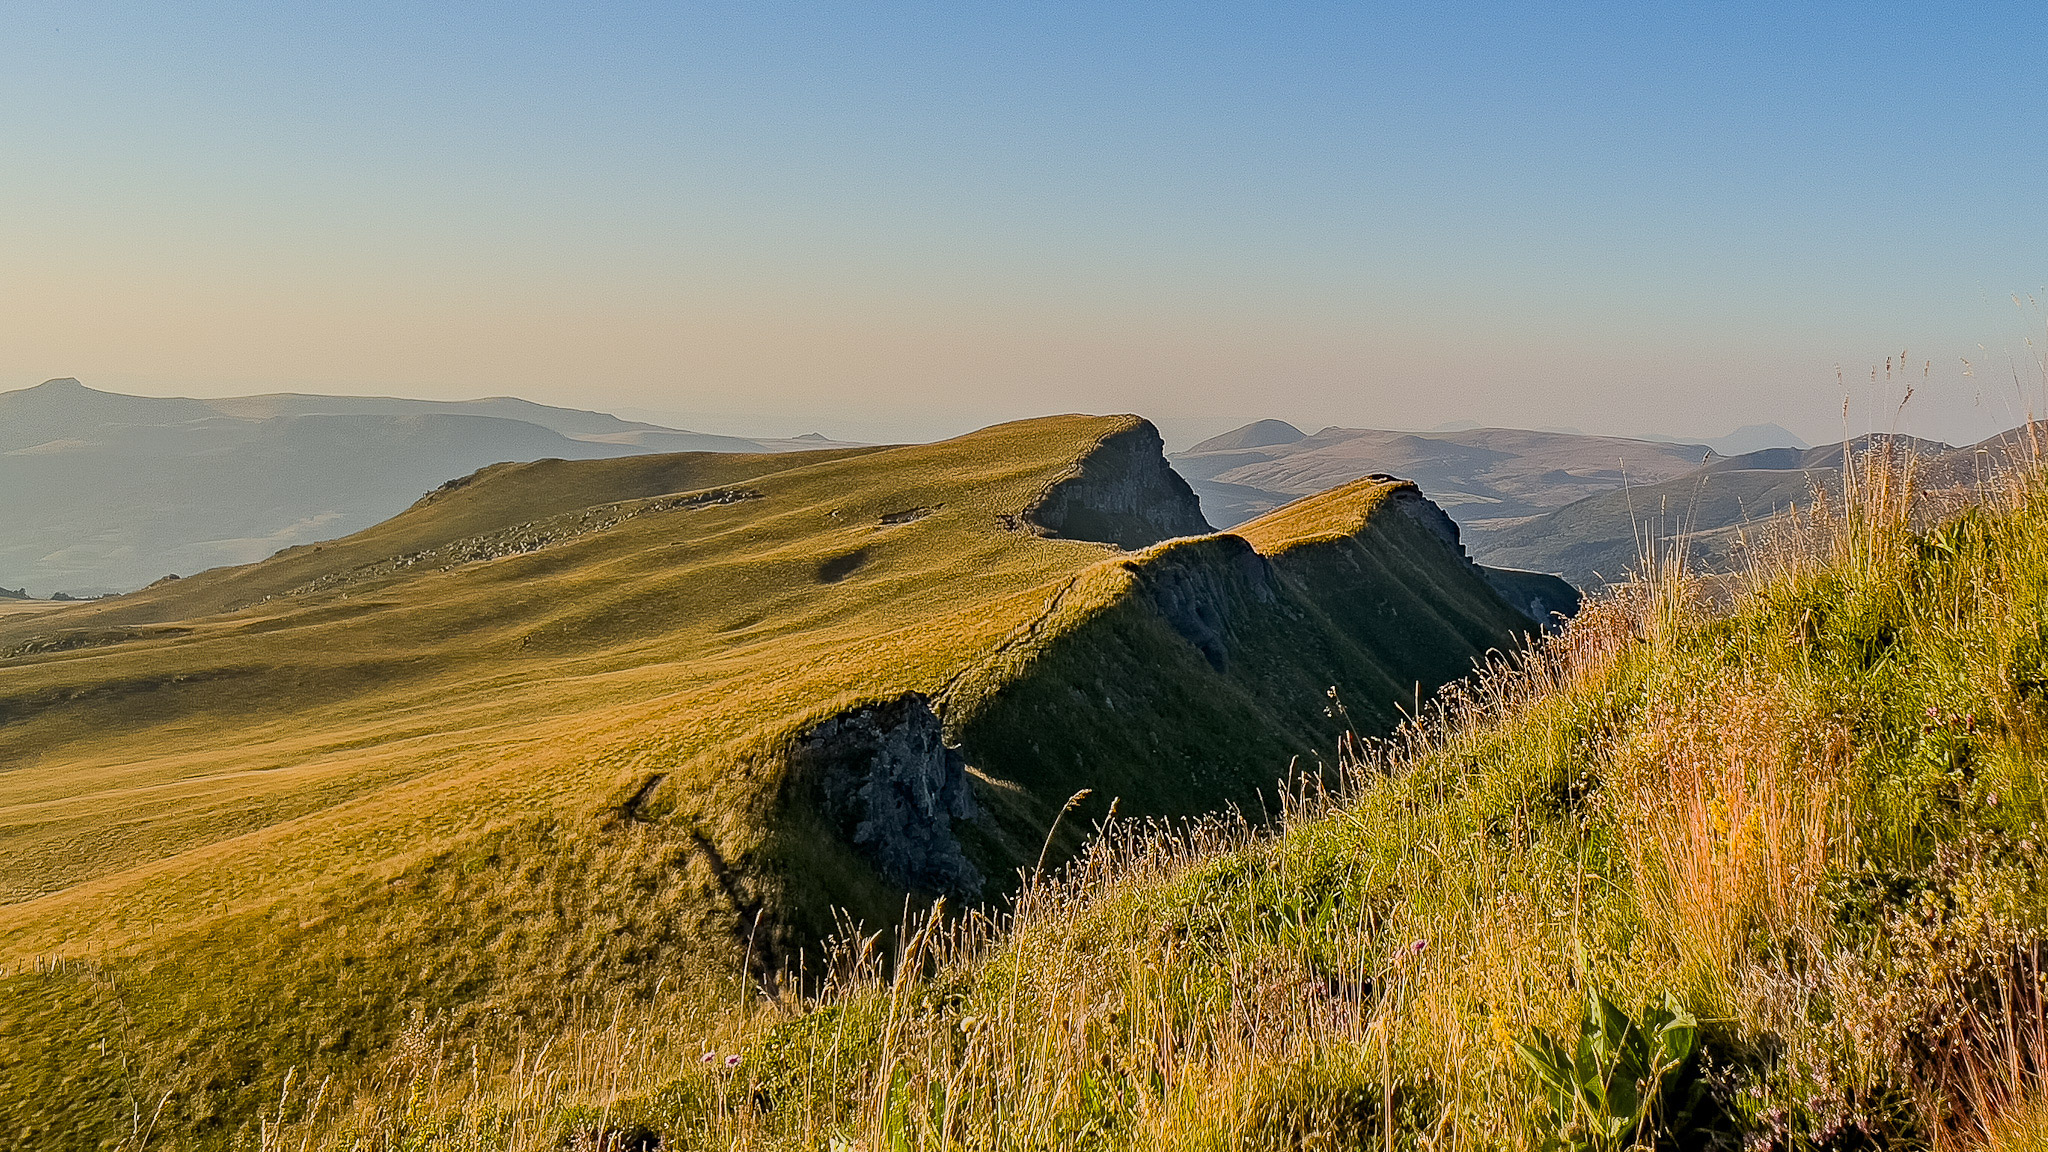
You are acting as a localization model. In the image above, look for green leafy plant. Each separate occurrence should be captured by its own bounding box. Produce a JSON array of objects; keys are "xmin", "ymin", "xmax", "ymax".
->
[{"xmin": 1510, "ymin": 988, "xmax": 1721, "ymax": 1151}]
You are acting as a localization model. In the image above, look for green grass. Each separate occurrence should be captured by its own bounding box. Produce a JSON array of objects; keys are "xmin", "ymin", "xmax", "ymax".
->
[
  {"xmin": 0, "ymin": 415, "xmax": 1544, "ymax": 1147},
  {"xmin": 238, "ymin": 444, "xmax": 2048, "ymax": 1150}
]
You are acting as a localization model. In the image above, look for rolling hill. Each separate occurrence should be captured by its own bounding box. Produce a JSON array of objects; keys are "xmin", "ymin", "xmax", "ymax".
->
[
  {"xmin": 1461, "ymin": 433, "xmax": 2024, "ymax": 586},
  {"xmin": 1176, "ymin": 420, "xmax": 2036, "ymax": 590},
  {"xmin": 0, "ymin": 378, "xmax": 860, "ymax": 598},
  {"xmin": 0, "ymin": 414, "xmax": 1568, "ymax": 1145},
  {"xmin": 1169, "ymin": 422, "xmax": 1715, "ymax": 529}
]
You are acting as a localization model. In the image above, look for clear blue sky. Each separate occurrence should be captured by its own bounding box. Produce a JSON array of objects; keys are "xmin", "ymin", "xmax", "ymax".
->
[{"xmin": 1, "ymin": 3, "xmax": 2041, "ymax": 445}]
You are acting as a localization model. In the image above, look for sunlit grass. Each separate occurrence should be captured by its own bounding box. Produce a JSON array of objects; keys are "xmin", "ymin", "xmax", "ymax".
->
[{"xmin": 245, "ymin": 431, "xmax": 2048, "ymax": 1150}]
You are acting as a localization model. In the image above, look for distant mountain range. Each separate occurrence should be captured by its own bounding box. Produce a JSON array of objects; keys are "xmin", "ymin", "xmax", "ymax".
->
[
  {"xmin": 1174, "ymin": 419, "xmax": 2036, "ymax": 588},
  {"xmin": 10, "ymin": 378, "xmax": 2021, "ymax": 598},
  {"xmin": 1170, "ymin": 421, "xmax": 1716, "ymax": 528},
  {"xmin": 0, "ymin": 378, "xmax": 860, "ymax": 596},
  {"xmin": 1640, "ymin": 422, "xmax": 1809, "ymax": 457}
]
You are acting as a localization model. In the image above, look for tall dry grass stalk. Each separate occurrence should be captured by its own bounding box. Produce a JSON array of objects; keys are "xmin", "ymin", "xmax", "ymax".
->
[
  {"xmin": 1931, "ymin": 947, "xmax": 2048, "ymax": 1152},
  {"xmin": 1617, "ymin": 680, "xmax": 1844, "ymax": 1007}
]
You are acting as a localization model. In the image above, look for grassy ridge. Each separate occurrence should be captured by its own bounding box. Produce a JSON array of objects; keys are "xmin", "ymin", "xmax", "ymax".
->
[
  {"xmin": 0, "ymin": 417, "xmax": 1146, "ymax": 1145},
  {"xmin": 296, "ymin": 447, "xmax": 2048, "ymax": 1149},
  {"xmin": 0, "ymin": 417, "xmax": 1548, "ymax": 1146},
  {"xmin": 949, "ymin": 478, "xmax": 1544, "ymax": 829}
]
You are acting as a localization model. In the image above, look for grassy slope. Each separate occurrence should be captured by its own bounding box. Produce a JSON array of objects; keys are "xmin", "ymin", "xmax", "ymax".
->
[
  {"xmin": 472, "ymin": 457, "xmax": 2048, "ymax": 1150},
  {"xmin": 0, "ymin": 418, "xmax": 1546, "ymax": 1147},
  {"xmin": 0, "ymin": 425, "xmax": 1096, "ymax": 929},
  {"xmin": 947, "ymin": 478, "xmax": 1539, "ymax": 830},
  {"xmin": 0, "ymin": 417, "xmax": 1134, "ymax": 1144}
]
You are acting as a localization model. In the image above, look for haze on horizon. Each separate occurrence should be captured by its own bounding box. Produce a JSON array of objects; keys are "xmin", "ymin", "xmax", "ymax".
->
[{"xmin": 1, "ymin": 3, "xmax": 2042, "ymax": 448}]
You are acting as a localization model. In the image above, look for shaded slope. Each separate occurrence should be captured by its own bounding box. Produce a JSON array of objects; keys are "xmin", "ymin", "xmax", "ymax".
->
[{"xmin": 946, "ymin": 478, "xmax": 1546, "ymax": 844}]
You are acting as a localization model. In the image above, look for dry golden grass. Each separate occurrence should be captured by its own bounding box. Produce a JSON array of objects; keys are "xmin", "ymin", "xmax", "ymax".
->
[
  {"xmin": 0, "ymin": 416, "xmax": 1131, "ymax": 960},
  {"xmin": 278, "ymin": 430, "xmax": 2048, "ymax": 1152},
  {"xmin": 0, "ymin": 412, "xmax": 1557, "ymax": 1147}
]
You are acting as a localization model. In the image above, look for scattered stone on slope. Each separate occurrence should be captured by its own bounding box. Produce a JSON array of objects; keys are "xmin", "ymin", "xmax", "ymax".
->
[
  {"xmin": 1024, "ymin": 420, "xmax": 1213, "ymax": 549},
  {"xmin": 274, "ymin": 486, "xmax": 762, "ymax": 600},
  {"xmin": 789, "ymin": 694, "xmax": 981, "ymax": 899}
]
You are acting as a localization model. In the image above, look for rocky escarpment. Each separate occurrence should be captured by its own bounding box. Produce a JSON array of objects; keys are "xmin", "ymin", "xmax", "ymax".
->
[
  {"xmin": 943, "ymin": 477, "xmax": 1553, "ymax": 846},
  {"xmin": 1381, "ymin": 481, "xmax": 1465, "ymax": 554},
  {"xmin": 788, "ymin": 694, "xmax": 981, "ymax": 899},
  {"xmin": 1128, "ymin": 534, "xmax": 1277, "ymax": 671},
  {"xmin": 1024, "ymin": 420, "xmax": 1212, "ymax": 549},
  {"xmin": 1379, "ymin": 475, "xmax": 1579, "ymax": 629}
]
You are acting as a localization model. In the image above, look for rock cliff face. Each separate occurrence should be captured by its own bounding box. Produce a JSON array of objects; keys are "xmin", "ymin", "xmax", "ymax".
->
[
  {"xmin": 788, "ymin": 694, "xmax": 981, "ymax": 899},
  {"xmin": 944, "ymin": 476, "xmax": 1553, "ymax": 839},
  {"xmin": 1024, "ymin": 421, "xmax": 1212, "ymax": 549},
  {"xmin": 1377, "ymin": 475, "xmax": 1579, "ymax": 630},
  {"xmin": 1129, "ymin": 535, "xmax": 1277, "ymax": 671},
  {"xmin": 1384, "ymin": 483, "xmax": 1467, "ymax": 555}
]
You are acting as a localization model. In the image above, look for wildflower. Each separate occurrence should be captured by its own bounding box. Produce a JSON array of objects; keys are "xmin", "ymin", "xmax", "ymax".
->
[
  {"xmin": 1411, "ymin": 939, "xmax": 1427, "ymax": 954},
  {"xmin": 701, "ymin": 1051, "xmax": 717, "ymax": 1064},
  {"xmin": 725, "ymin": 1054, "xmax": 742, "ymax": 1069}
]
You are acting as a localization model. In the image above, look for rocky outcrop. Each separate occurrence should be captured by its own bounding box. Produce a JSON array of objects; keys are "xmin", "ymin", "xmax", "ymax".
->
[
  {"xmin": 1382, "ymin": 481, "xmax": 1467, "ymax": 557},
  {"xmin": 1383, "ymin": 479, "xmax": 1581, "ymax": 630},
  {"xmin": 1024, "ymin": 421, "xmax": 1212, "ymax": 549},
  {"xmin": 1479, "ymin": 566, "xmax": 1581, "ymax": 631},
  {"xmin": 1129, "ymin": 536, "xmax": 1276, "ymax": 671},
  {"xmin": 788, "ymin": 694, "xmax": 981, "ymax": 898}
]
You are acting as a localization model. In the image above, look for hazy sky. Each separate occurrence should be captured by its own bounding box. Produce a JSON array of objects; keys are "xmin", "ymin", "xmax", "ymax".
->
[{"xmin": 2, "ymin": 3, "xmax": 2042, "ymax": 446}]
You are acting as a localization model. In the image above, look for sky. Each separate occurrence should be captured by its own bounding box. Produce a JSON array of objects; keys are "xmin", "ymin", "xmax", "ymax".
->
[{"xmin": 1, "ymin": 3, "xmax": 2043, "ymax": 447}]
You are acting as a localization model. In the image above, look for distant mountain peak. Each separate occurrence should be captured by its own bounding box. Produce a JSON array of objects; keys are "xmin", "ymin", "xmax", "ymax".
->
[
  {"xmin": 1640, "ymin": 422, "xmax": 1807, "ymax": 456},
  {"xmin": 1716, "ymin": 423, "xmax": 1809, "ymax": 454},
  {"xmin": 1187, "ymin": 419, "xmax": 1307, "ymax": 453},
  {"xmin": 20, "ymin": 376, "xmax": 98, "ymax": 396}
]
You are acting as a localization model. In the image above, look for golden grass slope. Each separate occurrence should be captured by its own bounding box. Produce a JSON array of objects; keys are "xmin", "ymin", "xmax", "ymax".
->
[
  {"xmin": 0, "ymin": 416, "xmax": 1138, "ymax": 955},
  {"xmin": 0, "ymin": 414, "xmax": 1555, "ymax": 1146}
]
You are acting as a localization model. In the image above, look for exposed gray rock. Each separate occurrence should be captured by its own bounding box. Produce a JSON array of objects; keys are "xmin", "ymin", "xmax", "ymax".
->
[
  {"xmin": 1382, "ymin": 482, "xmax": 1467, "ymax": 557},
  {"xmin": 789, "ymin": 694, "xmax": 981, "ymax": 898},
  {"xmin": 1383, "ymin": 480, "xmax": 1581, "ymax": 630},
  {"xmin": 1130, "ymin": 536, "xmax": 1276, "ymax": 671},
  {"xmin": 1025, "ymin": 421, "xmax": 1213, "ymax": 549},
  {"xmin": 1479, "ymin": 566, "xmax": 1582, "ymax": 632}
]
